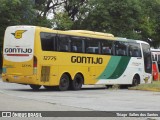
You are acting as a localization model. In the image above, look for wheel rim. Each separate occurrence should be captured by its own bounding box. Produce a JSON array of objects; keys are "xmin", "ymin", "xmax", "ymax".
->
[
  {"xmin": 59, "ymin": 74, "xmax": 69, "ymax": 90},
  {"xmin": 72, "ymin": 74, "xmax": 83, "ymax": 90},
  {"xmin": 134, "ymin": 79, "xmax": 138, "ymax": 86},
  {"xmin": 75, "ymin": 77, "xmax": 82, "ymax": 88},
  {"xmin": 60, "ymin": 77, "xmax": 69, "ymax": 87},
  {"xmin": 132, "ymin": 75, "xmax": 139, "ymax": 86}
]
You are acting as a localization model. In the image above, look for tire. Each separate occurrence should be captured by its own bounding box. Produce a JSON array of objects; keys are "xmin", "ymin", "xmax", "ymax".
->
[
  {"xmin": 58, "ymin": 74, "xmax": 70, "ymax": 91},
  {"xmin": 70, "ymin": 74, "xmax": 83, "ymax": 90},
  {"xmin": 30, "ymin": 84, "xmax": 41, "ymax": 90},
  {"xmin": 132, "ymin": 75, "xmax": 140, "ymax": 87}
]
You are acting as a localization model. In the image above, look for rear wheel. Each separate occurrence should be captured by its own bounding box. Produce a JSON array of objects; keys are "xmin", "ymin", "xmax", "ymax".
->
[
  {"xmin": 70, "ymin": 74, "xmax": 83, "ymax": 90},
  {"xmin": 30, "ymin": 84, "xmax": 41, "ymax": 90},
  {"xmin": 58, "ymin": 74, "xmax": 70, "ymax": 91}
]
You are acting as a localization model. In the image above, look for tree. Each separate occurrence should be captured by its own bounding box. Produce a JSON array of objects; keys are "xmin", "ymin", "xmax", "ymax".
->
[
  {"xmin": 0, "ymin": 0, "xmax": 32, "ymax": 42},
  {"xmin": 52, "ymin": 12, "xmax": 73, "ymax": 30},
  {"xmin": 139, "ymin": 0, "xmax": 160, "ymax": 47},
  {"xmin": 34, "ymin": 0, "xmax": 88, "ymax": 30},
  {"xmin": 76, "ymin": 0, "xmax": 143, "ymax": 37},
  {"xmin": 0, "ymin": 0, "xmax": 52, "ymax": 44},
  {"xmin": 0, "ymin": 0, "xmax": 159, "ymax": 47},
  {"xmin": 74, "ymin": 0, "xmax": 160, "ymax": 47}
]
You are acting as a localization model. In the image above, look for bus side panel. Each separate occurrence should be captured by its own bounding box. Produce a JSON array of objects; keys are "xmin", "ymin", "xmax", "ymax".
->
[
  {"xmin": 48, "ymin": 66, "xmax": 59, "ymax": 86},
  {"xmin": 37, "ymin": 51, "xmax": 111, "ymax": 86},
  {"xmin": 96, "ymin": 56, "xmax": 143, "ymax": 85}
]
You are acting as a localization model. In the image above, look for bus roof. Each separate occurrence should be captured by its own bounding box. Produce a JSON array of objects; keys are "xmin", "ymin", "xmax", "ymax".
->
[
  {"xmin": 116, "ymin": 37, "xmax": 150, "ymax": 45},
  {"xmin": 151, "ymin": 49, "xmax": 160, "ymax": 52},
  {"xmin": 10, "ymin": 26, "xmax": 148, "ymax": 44},
  {"xmin": 36, "ymin": 26, "xmax": 115, "ymax": 40},
  {"xmin": 67, "ymin": 30, "xmax": 114, "ymax": 37}
]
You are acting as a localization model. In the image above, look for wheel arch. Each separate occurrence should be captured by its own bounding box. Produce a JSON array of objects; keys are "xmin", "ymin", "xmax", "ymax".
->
[
  {"xmin": 133, "ymin": 73, "xmax": 141, "ymax": 84},
  {"xmin": 62, "ymin": 72, "xmax": 72, "ymax": 81}
]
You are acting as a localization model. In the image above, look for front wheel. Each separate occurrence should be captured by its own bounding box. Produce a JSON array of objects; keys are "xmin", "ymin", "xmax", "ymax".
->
[
  {"xmin": 30, "ymin": 84, "xmax": 41, "ymax": 90},
  {"xmin": 132, "ymin": 75, "xmax": 140, "ymax": 87}
]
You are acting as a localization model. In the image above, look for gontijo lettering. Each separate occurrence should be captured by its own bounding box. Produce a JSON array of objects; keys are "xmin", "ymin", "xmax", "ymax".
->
[
  {"xmin": 71, "ymin": 56, "xmax": 103, "ymax": 64},
  {"xmin": 4, "ymin": 48, "xmax": 32, "ymax": 53}
]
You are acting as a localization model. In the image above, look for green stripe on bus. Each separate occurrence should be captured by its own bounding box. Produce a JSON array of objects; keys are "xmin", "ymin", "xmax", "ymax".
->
[
  {"xmin": 108, "ymin": 56, "xmax": 130, "ymax": 79},
  {"xmin": 97, "ymin": 56, "xmax": 121, "ymax": 79},
  {"xmin": 97, "ymin": 56, "xmax": 131, "ymax": 79}
]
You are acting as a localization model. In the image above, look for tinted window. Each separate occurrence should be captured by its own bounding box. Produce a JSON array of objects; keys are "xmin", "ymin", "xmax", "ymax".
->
[
  {"xmin": 40, "ymin": 32, "xmax": 56, "ymax": 51},
  {"xmin": 128, "ymin": 43, "xmax": 142, "ymax": 57},
  {"xmin": 142, "ymin": 43, "xmax": 152, "ymax": 73},
  {"xmin": 58, "ymin": 35, "xmax": 70, "ymax": 52},
  {"xmin": 101, "ymin": 40, "xmax": 113, "ymax": 55},
  {"xmin": 155, "ymin": 54, "xmax": 158, "ymax": 61},
  {"xmin": 158, "ymin": 55, "xmax": 160, "ymax": 62},
  {"xmin": 115, "ymin": 41, "xmax": 127, "ymax": 56},
  {"xmin": 85, "ymin": 38, "xmax": 99, "ymax": 54},
  {"xmin": 70, "ymin": 36, "xmax": 83, "ymax": 53},
  {"xmin": 151, "ymin": 54, "xmax": 155, "ymax": 61}
]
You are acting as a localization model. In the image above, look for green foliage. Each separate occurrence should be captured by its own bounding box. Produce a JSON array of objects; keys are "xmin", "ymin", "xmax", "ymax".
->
[
  {"xmin": 139, "ymin": 0, "xmax": 160, "ymax": 47},
  {"xmin": 0, "ymin": 0, "xmax": 51, "ymax": 44},
  {"xmin": 52, "ymin": 12, "xmax": 74, "ymax": 30},
  {"xmin": 70, "ymin": 0, "xmax": 160, "ymax": 46},
  {"xmin": 0, "ymin": 0, "xmax": 33, "ymax": 41},
  {"xmin": 75, "ymin": 0, "xmax": 140, "ymax": 36},
  {"xmin": 0, "ymin": 0, "xmax": 160, "ymax": 47}
]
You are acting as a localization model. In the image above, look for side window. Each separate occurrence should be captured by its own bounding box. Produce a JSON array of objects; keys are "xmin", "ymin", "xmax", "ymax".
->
[
  {"xmin": 85, "ymin": 38, "xmax": 99, "ymax": 54},
  {"xmin": 115, "ymin": 41, "xmax": 127, "ymax": 56},
  {"xmin": 40, "ymin": 32, "xmax": 56, "ymax": 51},
  {"xmin": 151, "ymin": 54, "xmax": 155, "ymax": 61},
  {"xmin": 58, "ymin": 35, "xmax": 70, "ymax": 52},
  {"xmin": 70, "ymin": 36, "xmax": 83, "ymax": 53},
  {"xmin": 158, "ymin": 55, "xmax": 160, "ymax": 62},
  {"xmin": 155, "ymin": 54, "xmax": 158, "ymax": 61},
  {"xmin": 101, "ymin": 40, "xmax": 113, "ymax": 55},
  {"xmin": 128, "ymin": 43, "xmax": 142, "ymax": 57}
]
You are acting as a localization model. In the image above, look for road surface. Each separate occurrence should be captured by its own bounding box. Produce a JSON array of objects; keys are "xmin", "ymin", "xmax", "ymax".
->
[{"xmin": 0, "ymin": 79, "xmax": 160, "ymax": 120}]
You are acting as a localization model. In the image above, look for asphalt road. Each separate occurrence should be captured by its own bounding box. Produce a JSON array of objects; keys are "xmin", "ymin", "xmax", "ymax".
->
[{"xmin": 0, "ymin": 79, "xmax": 160, "ymax": 120}]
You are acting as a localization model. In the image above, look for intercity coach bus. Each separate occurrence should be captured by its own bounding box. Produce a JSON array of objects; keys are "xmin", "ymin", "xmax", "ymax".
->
[{"xmin": 2, "ymin": 26, "xmax": 152, "ymax": 91}]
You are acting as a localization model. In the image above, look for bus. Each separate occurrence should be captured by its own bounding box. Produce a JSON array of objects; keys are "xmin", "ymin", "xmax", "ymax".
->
[
  {"xmin": 2, "ymin": 26, "xmax": 152, "ymax": 91},
  {"xmin": 151, "ymin": 49, "xmax": 160, "ymax": 80},
  {"xmin": 151, "ymin": 49, "xmax": 160, "ymax": 63}
]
